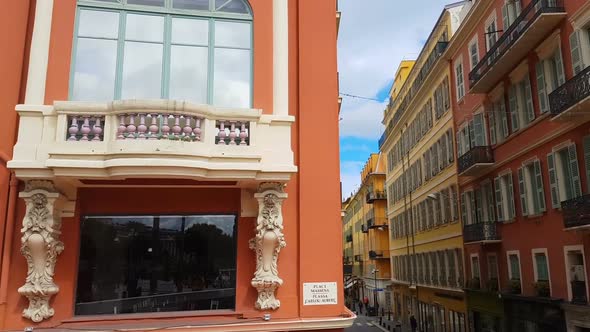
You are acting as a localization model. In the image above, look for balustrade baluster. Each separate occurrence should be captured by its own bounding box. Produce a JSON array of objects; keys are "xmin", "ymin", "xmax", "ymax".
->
[
  {"xmin": 126, "ymin": 114, "xmax": 137, "ymax": 139},
  {"xmin": 183, "ymin": 116, "xmax": 193, "ymax": 141},
  {"xmin": 218, "ymin": 121, "xmax": 227, "ymax": 145},
  {"xmin": 92, "ymin": 117, "xmax": 103, "ymax": 141},
  {"xmin": 117, "ymin": 115, "xmax": 127, "ymax": 140},
  {"xmin": 172, "ymin": 115, "xmax": 182, "ymax": 139},
  {"xmin": 161, "ymin": 114, "xmax": 171, "ymax": 139},
  {"xmin": 137, "ymin": 113, "xmax": 147, "ymax": 139},
  {"xmin": 229, "ymin": 121, "xmax": 236, "ymax": 145},
  {"xmin": 193, "ymin": 118, "xmax": 202, "ymax": 141},
  {"xmin": 149, "ymin": 113, "xmax": 159, "ymax": 140},
  {"xmin": 80, "ymin": 116, "xmax": 91, "ymax": 141},
  {"xmin": 68, "ymin": 116, "xmax": 79, "ymax": 141},
  {"xmin": 239, "ymin": 122, "xmax": 248, "ymax": 145}
]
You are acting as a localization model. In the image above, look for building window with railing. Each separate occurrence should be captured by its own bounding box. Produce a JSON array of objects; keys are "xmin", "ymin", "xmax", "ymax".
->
[
  {"xmin": 461, "ymin": 190, "xmax": 476, "ymax": 226},
  {"xmin": 494, "ymin": 171, "xmax": 516, "ymax": 221},
  {"xmin": 457, "ymin": 112, "xmax": 487, "ymax": 157},
  {"xmin": 72, "ymin": 0, "xmax": 253, "ymax": 108},
  {"xmin": 502, "ymin": 0, "xmax": 522, "ymax": 29},
  {"xmin": 469, "ymin": 35, "xmax": 479, "ymax": 70},
  {"xmin": 485, "ymin": 15, "xmax": 499, "ymax": 52},
  {"xmin": 532, "ymin": 249, "xmax": 550, "ymax": 296},
  {"xmin": 507, "ymin": 251, "xmax": 522, "ymax": 294},
  {"xmin": 569, "ymin": 28, "xmax": 590, "ymax": 75},
  {"xmin": 517, "ymin": 159, "xmax": 546, "ymax": 216},
  {"xmin": 536, "ymin": 44, "xmax": 565, "ymax": 114},
  {"xmin": 455, "ymin": 57, "xmax": 465, "ymax": 100},
  {"xmin": 508, "ymin": 74, "xmax": 535, "ymax": 132},
  {"xmin": 488, "ymin": 97, "xmax": 509, "ymax": 145},
  {"xmin": 547, "ymin": 143, "xmax": 582, "ymax": 208}
]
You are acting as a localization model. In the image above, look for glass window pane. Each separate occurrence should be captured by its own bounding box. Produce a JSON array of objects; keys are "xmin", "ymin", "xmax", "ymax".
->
[
  {"xmin": 121, "ymin": 42, "xmax": 163, "ymax": 99},
  {"xmin": 72, "ymin": 38, "xmax": 117, "ymax": 101},
  {"xmin": 215, "ymin": 21, "xmax": 251, "ymax": 49},
  {"xmin": 214, "ymin": 48, "xmax": 251, "ymax": 108},
  {"xmin": 173, "ymin": 0, "xmax": 210, "ymax": 10},
  {"xmin": 75, "ymin": 215, "xmax": 237, "ymax": 315},
  {"xmin": 171, "ymin": 17, "xmax": 209, "ymax": 45},
  {"xmin": 125, "ymin": 14, "xmax": 164, "ymax": 42},
  {"xmin": 216, "ymin": 0, "xmax": 250, "ymax": 14},
  {"xmin": 169, "ymin": 45, "xmax": 208, "ymax": 103},
  {"xmin": 77, "ymin": 10, "xmax": 119, "ymax": 39},
  {"xmin": 127, "ymin": 0, "xmax": 165, "ymax": 6}
]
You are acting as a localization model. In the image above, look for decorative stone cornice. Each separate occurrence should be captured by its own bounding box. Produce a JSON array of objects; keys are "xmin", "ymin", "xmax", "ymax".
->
[
  {"xmin": 249, "ymin": 183, "xmax": 287, "ymax": 310},
  {"xmin": 18, "ymin": 180, "xmax": 65, "ymax": 322}
]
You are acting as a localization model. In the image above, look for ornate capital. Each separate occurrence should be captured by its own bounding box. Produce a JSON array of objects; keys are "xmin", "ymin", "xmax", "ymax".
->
[
  {"xmin": 18, "ymin": 180, "xmax": 65, "ymax": 323},
  {"xmin": 249, "ymin": 183, "xmax": 287, "ymax": 310}
]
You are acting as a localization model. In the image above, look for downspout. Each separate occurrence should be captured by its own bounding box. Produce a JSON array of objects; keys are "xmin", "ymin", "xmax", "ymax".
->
[{"xmin": 0, "ymin": 172, "xmax": 18, "ymax": 304}]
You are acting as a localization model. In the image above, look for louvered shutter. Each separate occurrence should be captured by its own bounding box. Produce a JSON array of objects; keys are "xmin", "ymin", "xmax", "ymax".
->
[
  {"xmin": 508, "ymin": 174, "xmax": 516, "ymax": 219},
  {"xmin": 475, "ymin": 189, "xmax": 483, "ymax": 224},
  {"xmin": 518, "ymin": 167, "xmax": 528, "ymax": 216},
  {"xmin": 502, "ymin": 4, "xmax": 509, "ymax": 30},
  {"xmin": 555, "ymin": 48, "xmax": 566, "ymax": 86},
  {"xmin": 469, "ymin": 120, "xmax": 476, "ymax": 149},
  {"xmin": 524, "ymin": 78, "xmax": 535, "ymax": 123},
  {"xmin": 570, "ymin": 30, "xmax": 584, "ymax": 75},
  {"xmin": 500, "ymin": 100, "xmax": 509, "ymax": 138},
  {"xmin": 536, "ymin": 61, "xmax": 549, "ymax": 113},
  {"xmin": 460, "ymin": 192, "xmax": 467, "ymax": 225},
  {"xmin": 547, "ymin": 152, "xmax": 560, "ymax": 207},
  {"xmin": 448, "ymin": 130, "xmax": 455, "ymax": 162},
  {"xmin": 474, "ymin": 113, "xmax": 485, "ymax": 146},
  {"xmin": 509, "ymin": 85, "xmax": 520, "ymax": 131},
  {"xmin": 441, "ymin": 137, "xmax": 448, "ymax": 168},
  {"xmin": 569, "ymin": 144, "xmax": 583, "ymax": 198},
  {"xmin": 452, "ymin": 186, "xmax": 459, "ymax": 221},
  {"xmin": 489, "ymin": 108, "xmax": 497, "ymax": 145},
  {"xmin": 583, "ymin": 136, "xmax": 590, "ymax": 193},
  {"xmin": 534, "ymin": 160, "xmax": 546, "ymax": 212},
  {"xmin": 495, "ymin": 176, "xmax": 504, "ymax": 221},
  {"xmin": 485, "ymin": 183, "xmax": 496, "ymax": 222}
]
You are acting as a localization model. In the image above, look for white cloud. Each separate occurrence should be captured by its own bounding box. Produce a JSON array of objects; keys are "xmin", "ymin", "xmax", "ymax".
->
[
  {"xmin": 340, "ymin": 161, "xmax": 364, "ymax": 200},
  {"xmin": 339, "ymin": 98, "xmax": 386, "ymax": 139}
]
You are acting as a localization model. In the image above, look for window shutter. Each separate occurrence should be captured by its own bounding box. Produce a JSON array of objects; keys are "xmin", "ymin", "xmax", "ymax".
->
[
  {"xmin": 489, "ymin": 108, "xmax": 497, "ymax": 145},
  {"xmin": 524, "ymin": 77, "xmax": 535, "ymax": 123},
  {"xmin": 518, "ymin": 167, "xmax": 528, "ymax": 216},
  {"xmin": 469, "ymin": 120, "xmax": 476, "ymax": 149},
  {"xmin": 547, "ymin": 152, "xmax": 560, "ymax": 208},
  {"xmin": 502, "ymin": 4, "xmax": 509, "ymax": 30},
  {"xmin": 441, "ymin": 137, "xmax": 448, "ymax": 168},
  {"xmin": 568, "ymin": 143, "xmax": 583, "ymax": 198},
  {"xmin": 570, "ymin": 30, "xmax": 584, "ymax": 75},
  {"xmin": 509, "ymin": 85, "xmax": 520, "ymax": 131},
  {"xmin": 474, "ymin": 113, "xmax": 485, "ymax": 146},
  {"xmin": 475, "ymin": 189, "xmax": 483, "ymax": 223},
  {"xmin": 444, "ymin": 77, "xmax": 450, "ymax": 109},
  {"xmin": 485, "ymin": 184, "xmax": 496, "ymax": 222},
  {"xmin": 534, "ymin": 160, "xmax": 546, "ymax": 212},
  {"xmin": 495, "ymin": 177, "xmax": 504, "ymax": 221},
  {"xmin": 555, "ymin": 48, "xmax": 566, "ymax": 86},
  {"xmin": 508, "ymin": 174, "xmax": 516, "ymax": 219},
  {"xmin": 535, "ymin": 61, "xmax": 549, "ymax": 113},
  {"xmin": 500, "ymin": 100, "xmax": 510, "ymax": 139},
  {"xmin": 448, "ymin": 130, "xmax": 454, "ymax": 162},
  {"xmin": 460, "ymin": 192, "xmax": 467, "ymax": 225},
  {"xmin": 583, "ymin": 136, "xmax": 590, "ymax": 193}
]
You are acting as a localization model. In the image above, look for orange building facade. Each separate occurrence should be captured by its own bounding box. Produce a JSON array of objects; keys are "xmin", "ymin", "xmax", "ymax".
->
[{"xmin": 0, "ymin": 0, "xmax": 352, "ymax": 331}]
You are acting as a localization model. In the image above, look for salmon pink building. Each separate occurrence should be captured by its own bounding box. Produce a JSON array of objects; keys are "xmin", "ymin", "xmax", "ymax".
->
[
  {"xmin": 448, "ymin": 0, "xmax": 590, "ymax": 330},
  {"xmin": 0, "ymin": 0, "xmax": 352, "ymax": 331}
]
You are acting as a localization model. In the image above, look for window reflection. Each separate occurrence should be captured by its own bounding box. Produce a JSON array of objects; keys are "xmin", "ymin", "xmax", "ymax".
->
[
  {"xmin": 75, "ymin": 215, "xmax": 237, "ymax": 315},
  {"xmin": 214, "ymin": 48, "xmax": 251, "ymax": 108}
]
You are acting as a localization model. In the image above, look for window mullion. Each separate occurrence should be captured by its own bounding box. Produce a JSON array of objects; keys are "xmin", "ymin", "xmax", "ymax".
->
[
  {"xmin": 208, "ymin": 18, "xmax": 216, "ymax": 105},
  {"xmin": 114, "ymin": 10, "xmax": 127, "ymax": 100},
  {"xmin": 162, "ymin": 15, "xmax": 172, "ymax": 99}
]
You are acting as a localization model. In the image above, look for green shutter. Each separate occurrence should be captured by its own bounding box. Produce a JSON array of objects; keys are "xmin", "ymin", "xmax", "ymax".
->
[
  {"xmin": 500, "ymin": 100, "xmax": 509, "ymax": 139},
  {"xmin": 448, "ymin": 130, "xmax": 454, "ymax": 163},
  {"xmin": 536, "ymin": 61, "xmax": 549, "ymax": 113},
  {"xmin": 461, "ymin": 192, "xmax": 467, "ymax": 225},
  {"xmin": 469, "ymin": 120, "xmax": 476, "ymax": 149},
  {"xmin": 502, "ymin": 4, "xmax": 509, "ymax": 30},
  {"xmin": 475, "ymin": 189, "xmax": 483, "ymax": 223},
  {"xmin": 570, "ymin": 30, "xmax": 584, "ymax": 75},
  {"xmin": 524, "ymin": 77, "xmax": 535, "ymax": 123},
  {"xmin": 451, "ymin": 186, "xmax": 458, "ymax": 221},
  {"xmin": 547, "ymin": 152, "xmax": 560, "ymax": 208},
  {"xmin": 555, "ymin": 48, "xmax": 566, "ymax": 86},
  {"xmin": 495, "ymin": 177, "xmax": 504, "ymax": 221},
  {"xmin": 518, "ymin": 167, "xmax": 528, "ymax": 216},
  {"xmin": 474, "ymin": 113, "xmax": 485, "ymax": 146},
  {"xmin": 568, "ymin": 144, "xmax": 583, "ymax": 198},
  {"xmin": 507, "ymin": 174, "xmax": 516, "ymax": 220},
  {"xmin": 584, "ymin": 136, "xmax": 590, "ymax": 193},
  {"xmin": 489, "ymin": 107, "xmax": 497, "ymax": 145},
  {"xmin": 535, "ymin": 254, "xmax": 549, "ymax": 281},
  {"xmin": 534, "ymin": 160, "xmax": 546, "ymax": 212},
  {"xmin": 509, "ymin": 85, "xmax": 520, "ymax": 131},
  {"xmin": 485, "ymin": 183, "xmax": 496, "ymax": 222}
]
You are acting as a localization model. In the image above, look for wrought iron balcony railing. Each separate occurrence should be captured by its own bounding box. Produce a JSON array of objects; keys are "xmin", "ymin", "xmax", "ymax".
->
[
  {"xmin": 369, "ymin": 250, "xmax": 385, "ymax": 259},
  {"xmin": 366, "ymin": 190, "xmax": 387, "ymax": 203},
  {"xmin": 458, "ymin": 146, "xmax": 494, "ymax": 175},
  {"xmin": 469, "ymin": 0, "xmax": 565, "ymax": 89},
  {"xmin": 550, "ymin": 65, "xmax": 590, "ymax": 117},
  {"xmin": 345, "ymin": 234, "xmax": 353, "ymax": 243},
  {"xmin": 562, "ymin": 194, "xmax": 590, "ymax": 229},
  {"xmin": 463, "ymin": 222, "xmax": 500, "ymax": 243},
  {"xmin": 367, "ymin": 217, "xmax": 389, "ymax": 229}
]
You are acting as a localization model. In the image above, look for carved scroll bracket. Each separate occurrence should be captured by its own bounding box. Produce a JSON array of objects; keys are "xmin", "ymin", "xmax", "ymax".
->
[
  {"xmin": 18, "ymin": 180, "xmax": 68, "ymax": 323},
  {"xmin": 249, "ymin": 182, "xmax": 287, "ymax": 310}
]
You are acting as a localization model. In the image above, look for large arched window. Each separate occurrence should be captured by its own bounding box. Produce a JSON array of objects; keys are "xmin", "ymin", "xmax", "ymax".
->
[{"xmin": 71, "ymin": 0, "xmax": 252, "ymax": 108}]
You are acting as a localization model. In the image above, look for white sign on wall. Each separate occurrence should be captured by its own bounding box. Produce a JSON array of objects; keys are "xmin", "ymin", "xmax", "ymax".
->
[{"xmin": 303, "ymin": 282, "xmax": 338, "ymax": 306}]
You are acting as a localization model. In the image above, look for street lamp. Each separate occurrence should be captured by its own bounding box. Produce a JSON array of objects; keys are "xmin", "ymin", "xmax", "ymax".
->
[{"xmin": 372, "ymin": 268, "xmax": 379, "ymax": 313}]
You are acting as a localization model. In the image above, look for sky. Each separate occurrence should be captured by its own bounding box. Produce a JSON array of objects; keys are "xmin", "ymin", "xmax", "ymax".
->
[{"xmin": 338, "ymin": 0, "xmax": 453, "ymax": 200}]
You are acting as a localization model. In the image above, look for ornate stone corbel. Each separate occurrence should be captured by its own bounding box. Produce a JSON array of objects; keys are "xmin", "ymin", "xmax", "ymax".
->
[
  {"xmin": 18, "ymin": 180, "xmax": 65, "ymax": 323},
  {"xmin": 249, "ymin": 182, "xmax": 287, "ymax": 310}
]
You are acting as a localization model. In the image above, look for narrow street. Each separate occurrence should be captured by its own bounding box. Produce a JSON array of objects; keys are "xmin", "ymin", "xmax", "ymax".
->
[{"xmin": 345, "ymin": 315, "xmax": 383, "ymax": 332}]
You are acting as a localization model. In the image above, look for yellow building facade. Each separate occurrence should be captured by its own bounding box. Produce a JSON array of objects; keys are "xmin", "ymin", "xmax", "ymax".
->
[
  {"xmin": 343, "ymin": 153, "xmax": 391, "ymax": 312},
  {"xmin": 380, "ymin": 3, "xmax": 468, "ymax": 331}
]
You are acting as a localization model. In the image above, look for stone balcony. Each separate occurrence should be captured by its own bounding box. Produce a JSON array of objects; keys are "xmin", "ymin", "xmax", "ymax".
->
[{"xmin": 9, "ymin": 100, "xmax": 297, "ymax": 189}]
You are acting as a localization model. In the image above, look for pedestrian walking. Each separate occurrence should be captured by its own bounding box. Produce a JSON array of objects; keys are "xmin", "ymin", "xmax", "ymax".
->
[
  {"xmin": 358, "ymin": 301, "xmax": 364, "ymax": 315},
  {"xmin": 410, "ymin": 314, "xmax": 417, "ymax": 332}
]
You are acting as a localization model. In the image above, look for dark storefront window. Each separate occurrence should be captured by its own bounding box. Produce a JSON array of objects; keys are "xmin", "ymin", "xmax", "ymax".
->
[{"xmin": 75, "ymin": 215, "xmax": 237, "ymax": 315}]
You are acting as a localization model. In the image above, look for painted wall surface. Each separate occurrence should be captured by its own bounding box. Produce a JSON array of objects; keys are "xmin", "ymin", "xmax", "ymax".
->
[{"xmin": 0, "ymin": 0, "xmax": 345, "ymax": 330}]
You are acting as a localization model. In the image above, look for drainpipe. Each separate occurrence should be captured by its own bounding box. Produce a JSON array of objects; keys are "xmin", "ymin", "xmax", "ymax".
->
[{"xmin": 0, "ymin": 172, "xmax": 19, "ymax": 304}]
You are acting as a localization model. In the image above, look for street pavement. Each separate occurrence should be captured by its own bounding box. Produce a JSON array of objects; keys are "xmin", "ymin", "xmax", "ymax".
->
[{"xmin": 345, "ymin": 314, "xmax": 385, "ymax": 332}]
